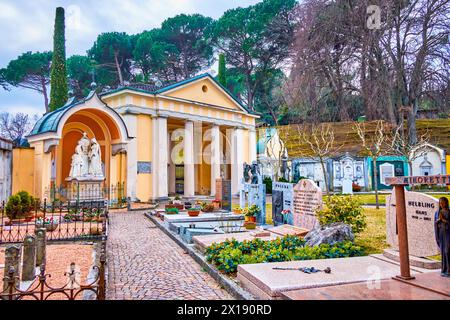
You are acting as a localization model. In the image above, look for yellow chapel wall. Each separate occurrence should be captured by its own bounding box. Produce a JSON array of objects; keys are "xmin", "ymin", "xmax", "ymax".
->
[
  {"xmin": 136, "ymin": 114, "xmax": 153, "ymax": 201},
  {"xmin": 12, "ymin": 148, "xmax": 35, "ymax": 195},
  {"xmin": 164, "ymin": 78, "xmax": 241, "ymax": 111}
]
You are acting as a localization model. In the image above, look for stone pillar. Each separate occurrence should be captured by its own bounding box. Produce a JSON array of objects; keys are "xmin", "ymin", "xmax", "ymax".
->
[
  {"xmin": 157, "ymin": 116, "xmax": 168, "ymax": 200},
  {"xmin": 167, "ymin": 131, "xmax": 176, "ymax": 195},
  {"xmin": 35, "ymin": 228, "xmax": 46, "ymax": 267},
  {"xmin": 249, "ymin": 129, "xmax": 257, "ymax": 164},
  {"xmin": 210, "ymin": 125, "xmax": 221, "ymax": 196},
  {"xmin": 151, "ymin": 117, "xmax": 158, "ymax": 200},
  {"xmin": 122, "ymin": 113, "xmax": 138, "ymax": 201},
  {"xmin": 3, "ymin": 244, "xmax": 21, "ymax": 293},
  {"xmin": 231, "ymin": 127, "xmax": 244, "ymax": 195},
  {"xmin": 184, "ymin": 120, "xmax": 195, "ymax": 198},
  {"xmin": 22, "ymin": 235, "xmax": 36, "ymax": 281}
]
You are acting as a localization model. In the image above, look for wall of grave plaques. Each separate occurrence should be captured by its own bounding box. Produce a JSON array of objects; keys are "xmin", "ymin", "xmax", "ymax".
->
[
  {"xmin": 331, "ymin": 154, "xmax": 367, "ymax": 191},
  {"xmin": 292, "ymin": 159, "xmax": 328, "ymax": 191}
]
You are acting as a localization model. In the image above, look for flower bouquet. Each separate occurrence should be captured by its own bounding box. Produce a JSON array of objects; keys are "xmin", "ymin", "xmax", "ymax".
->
[
  {"xmin": 35, "ymin": 216, "xmax": 60, "ymax": 232},
  {"xmin": 280, "ymin": 209, "xmax": 291, "ymax": 224}
]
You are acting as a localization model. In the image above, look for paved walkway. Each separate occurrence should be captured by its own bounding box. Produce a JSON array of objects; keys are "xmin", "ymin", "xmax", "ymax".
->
[{"xmin": 106, "ymin": 211, "xmax": 232, "ymax": 300}]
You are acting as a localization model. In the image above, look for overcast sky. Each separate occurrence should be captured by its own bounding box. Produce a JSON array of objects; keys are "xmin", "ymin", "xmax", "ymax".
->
[{"xmin": 0, "ymin": 0, "xmax": 260, "ymax": 116}]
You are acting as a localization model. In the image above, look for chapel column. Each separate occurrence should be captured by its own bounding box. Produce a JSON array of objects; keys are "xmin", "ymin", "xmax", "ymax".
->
[
  {"xmin": 168, "ymin": 131, "xmax": 175, "ymax": 195},
  {"xmin": 156, "ymin": 116, "xmax": 168, "ymax": 200},
  {"xmin": 122, "ymin": 113, "xmax": 138, "ymax": 201},
  {"xmin": 184, "ymin": 120, "xmax": 195, "ymax": 198},
  {"xmin": 210, "ymin": 124, "xmax": 221, "ymax": 196},
  {"xmin": 231, "ymin": 127, "xmax": 244, "ymax": 195}
]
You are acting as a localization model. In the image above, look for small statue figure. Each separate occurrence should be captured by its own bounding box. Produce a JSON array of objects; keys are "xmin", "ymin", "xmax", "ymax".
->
[
  {"xmin": 243, "ymin": 162, "xmax": 251, "ymax": 183},
  {"xmin": 250, "ymin": 161, "xmax": 261, "ymax": 184},
  {"xmin": 435, "ymin": 197, "xmax": 450, "ymax": 277},
  {"xmin": 89, "ymin": 138, "xmax": 103, "ymax": 177},
  {"xmin": 79, "ymin": 132, "xmax": 90, "ymax": 176}
]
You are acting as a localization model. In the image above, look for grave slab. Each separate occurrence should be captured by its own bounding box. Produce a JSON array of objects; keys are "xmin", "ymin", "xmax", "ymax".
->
[
  {"xmin": 266, "ymin": 224, "xmax": 309, "ymax": 237},
  {"xmin": 236, "ymin": 256, "xmax": 422, "ymax": 299},
  {"xmin": 162, "ymin": 212, "xmax": 243, "ymax": 227},
  {"xmin": 280, "ymin": 277, "xmax": 449, "ymax": 300}
]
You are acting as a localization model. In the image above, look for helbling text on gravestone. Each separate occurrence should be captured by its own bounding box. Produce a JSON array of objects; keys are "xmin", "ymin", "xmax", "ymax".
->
[{"xmin": 386, "ymin": 190, "xmax": 439, "ymax": 257}]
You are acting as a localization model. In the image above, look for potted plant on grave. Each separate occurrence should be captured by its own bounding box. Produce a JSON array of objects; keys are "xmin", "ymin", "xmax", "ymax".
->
[
  {"xmin": 165, "ymin": 207, "xmax": 179, "ymax": 214},
  {"xmin": 201, "ymin": 202, "xmax": 215, "ymax": 213},
  {"xmin": 243, "ymin": 205, "xmax": 259, "ymax": 223},
  {"xmin": 187, "ymin": 206, "xmax": 201, "ymax": 217},
  {"xmin": 35, "ymin": 216, "xmax": 60, "ymax": 232},
  {"xmin": 184, "ymin": 201, "xmax": 192, "ymax": 209}
]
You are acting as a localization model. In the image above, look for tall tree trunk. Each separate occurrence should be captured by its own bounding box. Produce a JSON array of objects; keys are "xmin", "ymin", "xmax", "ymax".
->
[
  {"xmin": 407, "ymin": 100, "xmax": 418, "ymax": 145},
  {"xmin": 114, "ymin": 52, "xmax": 124, "ymax": 86},
  {"xmin": 319, "ymin": 157, "xmax": 329, "ymax": 196}
]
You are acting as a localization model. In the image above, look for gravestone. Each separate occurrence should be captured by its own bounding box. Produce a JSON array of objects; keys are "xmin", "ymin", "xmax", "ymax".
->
[
  {"xmin": 272, "ymin": 182, "xmax": 294, "ymax": 225},
  {"xmin": 3, "ymin": 244, "xmax": 21, "ymax": 293},
  {"xmin": 35, "ymin": 228, "xmax": 46, "ymax": 267},
  {"xmin": 22, "ymin": 235, "xmax": 36, "ymax": 281},
  {"xmin": 342, "ymin": 178, "xmax": 353, "ymax": 194},
  {"xmin": 386, "ymin": 189, "xmax": 439, "ymax": 257},
  {"xmin": 293, "ymin": 179, "xmax": 323, "ymax": 230},
  {"xmin": 215, "ymin": 179, "xmax": 232, "ymax": 211},
  {"xmin": 240, "ymin": 183, "xmax": 266, "ymax": 225}
]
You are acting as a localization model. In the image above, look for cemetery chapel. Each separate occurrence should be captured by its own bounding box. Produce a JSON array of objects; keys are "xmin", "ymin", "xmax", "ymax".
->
[{"xmin": 17, "ymin": 74, "xmax": 259, "ymax": 202}]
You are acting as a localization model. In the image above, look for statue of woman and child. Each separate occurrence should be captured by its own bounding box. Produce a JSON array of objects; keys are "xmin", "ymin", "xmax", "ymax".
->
[
  {"xmin": 435, "ymin": 196, "xmax": 450, "ymax": 277},
  {"xmin": 68, "ymin": 132, "xmax": 104, "ymax": 179}
]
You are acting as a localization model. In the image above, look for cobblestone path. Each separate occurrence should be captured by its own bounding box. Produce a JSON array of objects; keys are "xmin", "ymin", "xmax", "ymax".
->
[{"xmin": 106, "ymin": 211, "xmax": 232, "ymax": 300}]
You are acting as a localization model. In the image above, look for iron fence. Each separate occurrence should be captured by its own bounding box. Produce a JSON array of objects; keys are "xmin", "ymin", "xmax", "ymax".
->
[
  {"xmin": 0, "ymin": 220, "xmax": 107, "ymax": 300},
  {"xmin": 0, "ymin": 198, "xmax": 107, "ymax": 244},
  {"xmin": 45, "ymin": 182, "xmax": 126, "ymax": 209}
]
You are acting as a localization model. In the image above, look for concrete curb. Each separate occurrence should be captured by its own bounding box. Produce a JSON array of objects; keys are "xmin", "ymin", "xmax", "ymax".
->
[{"xmin": 144, "ymin": 212, "xmax": 255, "ymax": 300}]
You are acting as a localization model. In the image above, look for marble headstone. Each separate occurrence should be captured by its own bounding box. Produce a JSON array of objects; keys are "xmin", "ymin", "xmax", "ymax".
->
[
  {"xmin": 386, "ymin": 189, "xmax": 439, "ymax": 257},
  {"xmin": 215, "ymin": 179, "xmax": 232, "ymax": 211},
  {"xmin": 342, "ymin": 178, "xmax": 353, "ymax": 194},
  {"xmin": 293, "ymin": 179, "xmax": 323, "ymax": 230},
  {"xmin": 272, "ymin": 182, "xmax": 294, "ymax": 225}
]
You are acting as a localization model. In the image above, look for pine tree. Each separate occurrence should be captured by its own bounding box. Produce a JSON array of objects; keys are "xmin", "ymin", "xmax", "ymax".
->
[
  {"xmin": 49, "ymin": 7, "xmax": 68, "ymax": 111},
  {"xmin": 217, "ymin": 53, "xmax": 226, "ymax": 87}
]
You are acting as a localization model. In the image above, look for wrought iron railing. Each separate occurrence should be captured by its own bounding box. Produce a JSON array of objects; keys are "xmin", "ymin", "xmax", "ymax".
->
[
  {"xmin": 0, "ymin": 220, "xmax": 107, "ymax": 300},
  {"xmin": 0, "ymin": 199, "xmax": 107, "ymax": 244},
  {"xmin": 45, "ymin": 182, "xmax": 126, "ymax": 209}
]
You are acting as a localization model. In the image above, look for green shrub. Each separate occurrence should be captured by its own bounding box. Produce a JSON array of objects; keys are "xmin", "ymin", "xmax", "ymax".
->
[
  {"xmin": 315, "ymin": 195, "xmax": 366, "ymax": 234},
  {"xmin": 205, "ymin": 235, "xmax": 363, "ymax": 274},
  {"xmin": 165, "ymin": 207, "xmax": 179, "ymax": 214},
  {"xmin": 5, "ymin": 191, "xmax": 35, "ymax": 219}
]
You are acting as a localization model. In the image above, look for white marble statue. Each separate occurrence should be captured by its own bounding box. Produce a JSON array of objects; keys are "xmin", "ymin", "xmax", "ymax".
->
[
  {"xmin": 89, "ymin": 138, "xmax": 103, "ymax": 176},
  {"xmin": 79, "ymin": 132, "xmax": 90, "ymax": 176},
  {"xmin": 68, "ymin": 132, "xmax": 104, "ymax": 180}
]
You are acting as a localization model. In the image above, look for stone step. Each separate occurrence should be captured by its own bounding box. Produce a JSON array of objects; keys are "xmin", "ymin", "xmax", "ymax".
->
[{"xmin": 381, "ymin": 249, "xmax": 440, "ymax": 270}]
